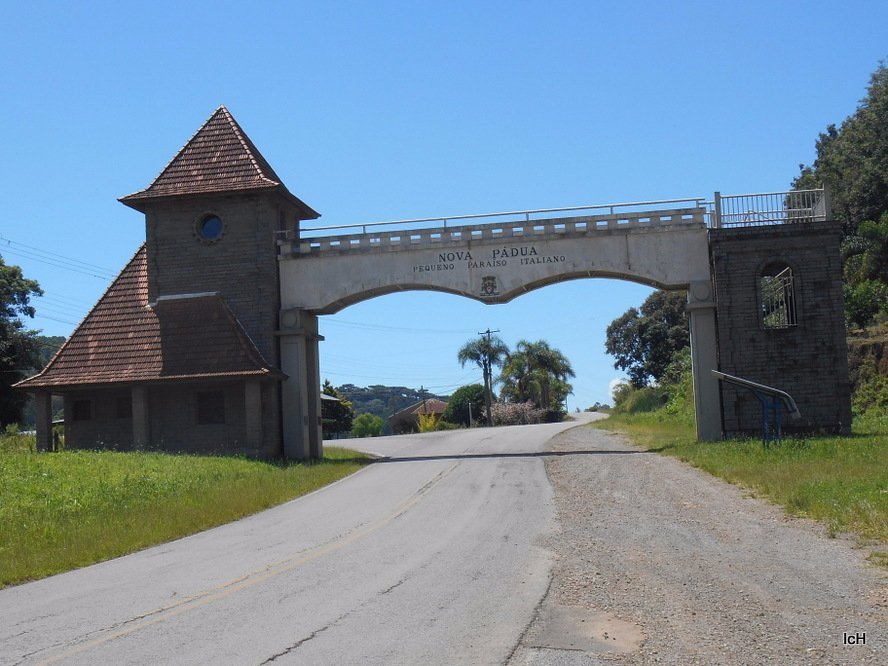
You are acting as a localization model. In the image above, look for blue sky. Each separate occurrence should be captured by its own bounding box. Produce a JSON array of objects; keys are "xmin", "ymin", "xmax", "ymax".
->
[{"xmin": 2, "ymin": 1, "xmax": 886, "ymax": 408}]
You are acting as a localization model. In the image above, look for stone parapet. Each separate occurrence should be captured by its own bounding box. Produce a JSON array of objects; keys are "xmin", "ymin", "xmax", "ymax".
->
[{"xmin": 281, "ymin": 208, "xmax": 706, "ymax": 257}]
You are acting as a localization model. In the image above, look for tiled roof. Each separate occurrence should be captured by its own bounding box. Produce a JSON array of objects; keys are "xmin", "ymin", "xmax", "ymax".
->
[
  {"xmin": 391, "ymin": 399, "xmax": 449, "ymax": 421},
  {"xmin": 119, "ymin": 106, "xmax": 319, "ymax": 219},
  {"xmin": 412, "ymin": 399, "xmax": 448, "ymax": 415},
  {"xmin": 16, "ymin": 246, "xmax": 281, "ymax": 390}
]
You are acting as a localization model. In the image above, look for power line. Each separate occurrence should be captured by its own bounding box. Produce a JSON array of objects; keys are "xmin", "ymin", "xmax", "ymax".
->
[
  {"xmin": 323, "ymin": 318, "xmax": 477, "ymax": 335},
  {"xmin": 0, "ymin": 236, "xmax": 116, "ymax": 280},
  {"xmin": 322, "ymin": 353, "xmax": 470, "ymax": 373},
  {"xmin": 35, "ymin": 301, "xmax": 87, "ymax": 315},
  {"xmin": 320, "ymin": 368, "xmax": 477, "ymax": 388},
  {"xmin": 1, "ymin": 246, "xmax": 115, "ymax": 281},
  {"xmin": 38, "ymin": 293, "xmax": 96, "ymax": 309},
  {"xmin": 32, "ymin": 313, "xmax": 79, "ymax": 326},
  {"xmin": 34, "ymin": 303, "xmax": 86, "ymax": 318},
  {"xmin": 0, "ymin": 234, "xmax": 116, "ymax": 274}
]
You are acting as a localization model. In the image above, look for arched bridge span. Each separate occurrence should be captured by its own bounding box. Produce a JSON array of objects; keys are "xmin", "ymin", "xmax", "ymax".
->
[
  {"xmin": 279, "ymin": 207, "xmax": 710, "ymax": 313},
  {"xmin": 276, "ymin": 202, "xmax": 720, "ymax": 459}
]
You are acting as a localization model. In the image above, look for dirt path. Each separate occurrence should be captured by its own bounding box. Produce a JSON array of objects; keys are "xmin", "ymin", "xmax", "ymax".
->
[{"xmin": 510, "ymin": 424, "xmax": 888, "ymax": 665}]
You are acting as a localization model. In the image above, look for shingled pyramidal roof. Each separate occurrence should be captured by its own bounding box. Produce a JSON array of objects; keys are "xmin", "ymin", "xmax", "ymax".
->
[
  {"xmin": 17, "ymin": 106, "xmax": 317, "ymax": 391},
  {"xmin": 16, "ymin": 246, "xmax": 282, "ymax": 389},
  {"xmin": 120, "ymin": 105, "xmax": 319, "ymax": 219}
]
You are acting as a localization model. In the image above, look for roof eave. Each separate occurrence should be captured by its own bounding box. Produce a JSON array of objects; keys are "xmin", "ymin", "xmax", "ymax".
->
[
  {"xmin": 119, "ymin": 184, "xmax": 320, "ymax": 219},
  {"xmin": 15, "ymin": 368, "xmax": 286, "ymax": 392}
]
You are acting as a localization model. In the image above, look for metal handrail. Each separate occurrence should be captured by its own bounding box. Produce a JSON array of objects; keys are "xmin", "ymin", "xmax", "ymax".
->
[
  {"xmin": 709, "ymin": 188, "xmax": 827, "ymax": 228},
  {"xmin": 712, "ymin": 370, "xmax": 801, "ymax": 446},
  {"xmin": 298, "ymin": 197, "xmax": 707, "ymax": 236},
  {"xmin": 712, "ymin": 188, "xmax": 823, "ymax": 199},
  {"xmin": 280, "ymin": 188, "xmax": 828, "ymax": 242},
  {"xmin": 711, "ymin": 370, "xmax": 800, "ymax": 419}
]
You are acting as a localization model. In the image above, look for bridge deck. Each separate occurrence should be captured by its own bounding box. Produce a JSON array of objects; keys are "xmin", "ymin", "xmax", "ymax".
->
[
  {"xmin": 278, "ymin": 188, "xmax": 827, "ymax": 257},
  {"xmin": 280, "ymin": 207, "xmax": 706, "ymax": 257}
]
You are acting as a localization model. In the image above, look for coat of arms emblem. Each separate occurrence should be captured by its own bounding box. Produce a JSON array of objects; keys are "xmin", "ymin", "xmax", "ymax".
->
[{"xmin": 480, "ymin": 276, "xmax": 499, "ymax": 297}]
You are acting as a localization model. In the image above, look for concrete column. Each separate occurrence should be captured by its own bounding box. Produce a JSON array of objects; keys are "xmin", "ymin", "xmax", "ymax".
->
[
  {"xmin": 305, "ymin": 333, "xmax": 324, "ymax": 460},
  {"xmin": 62, "ymin": 395, "xmax": 72, "ymax": 449},
  {"xmin": 34, "ymin": 391, "xmax": 52, "ymax": 452},
  {"xmin": 687, "ymin": 279, "xmax": 722, "ymax": 441},
  {"xmin": 244, "ymin": 380, "xmax": 263, "ymax": 452},
  {"xmin": 132, "ymin": 386, "xmax": 150, "ymax": 450},
  {"xmin": 278, "ymin": 308, "xmax": 324, "ymax": 460}
]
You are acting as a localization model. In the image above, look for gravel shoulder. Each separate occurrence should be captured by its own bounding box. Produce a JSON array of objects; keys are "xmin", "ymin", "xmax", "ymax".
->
[{"xmin": 510, "ymin": 423, "xmax": 888, "ymax": 666}]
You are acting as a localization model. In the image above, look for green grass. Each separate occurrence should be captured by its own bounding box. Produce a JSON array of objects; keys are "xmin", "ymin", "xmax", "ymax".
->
[
  {"xmin": 0, "ymin": 443, "xmax": 372, "ymax": 587},
  {"xmin": 594, "ymin": 411, "xmax": 888, "ymax": 551}
]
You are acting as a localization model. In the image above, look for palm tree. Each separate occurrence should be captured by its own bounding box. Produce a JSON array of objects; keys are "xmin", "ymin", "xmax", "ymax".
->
[
  {"xmin": 500, "ymin": 339, "xmax": 575, "ymax": 413},
  {"xmin": 457, "ymin": 334, "xmax": 509, "ymax": 425}
]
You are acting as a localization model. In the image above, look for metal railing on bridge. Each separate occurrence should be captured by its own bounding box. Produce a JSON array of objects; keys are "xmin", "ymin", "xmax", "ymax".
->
[
  {"xmin": 277, "ymin": 188, "xmax": 829, "ymax": 255},
  {"xmin": 710, "ymin": 188, "xmax": 828, "ymax": 228},
  {"xmin": 280, "ymin": 198, "xmax": 708, "ymax": 255}
]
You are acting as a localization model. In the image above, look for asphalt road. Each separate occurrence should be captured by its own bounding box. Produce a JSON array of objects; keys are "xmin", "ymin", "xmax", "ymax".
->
[{"xmin": 0, "ymin": 417, "xmax": 596, "ymax": 665}]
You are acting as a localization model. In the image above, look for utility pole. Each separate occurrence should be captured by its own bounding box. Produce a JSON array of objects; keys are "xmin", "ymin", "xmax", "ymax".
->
[{"xmin": 478, "ymin": 328, "xmax": 500, "ymax": 427}]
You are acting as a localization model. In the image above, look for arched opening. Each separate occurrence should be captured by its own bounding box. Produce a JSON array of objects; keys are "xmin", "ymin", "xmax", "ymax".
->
[
  {"xmin": 759, "ymin": 262, "xmax": 797, "ymax": 329},
  {"xmin": 318, "ymin": 278, "xmax": 659, "ymax": 419},
  {"xmin": 314, "ymin": 271, "xmax": 673, "ymax": 316},
  {"xmin": 277, "ymin": 221, "xmax": 721, "ymax": 458}
]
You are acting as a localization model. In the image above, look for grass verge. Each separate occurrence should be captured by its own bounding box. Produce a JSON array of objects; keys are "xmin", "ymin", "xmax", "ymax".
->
[
  {"xmin": 0, "ymin": 445, "xmax": 372, "ymax": 588},
  {"xmin": 594, "ymin": 411, "xmax": 888, "ymax": 559}
]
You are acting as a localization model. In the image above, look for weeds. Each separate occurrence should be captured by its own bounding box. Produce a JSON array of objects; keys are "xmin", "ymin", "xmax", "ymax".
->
[
  {"xmin": 0, "ymin": 446, "xmax": 371, "ymax": 587},
  {"xmin": 595, "ymin": 411, "xmax": 888, "ymax": 549}
]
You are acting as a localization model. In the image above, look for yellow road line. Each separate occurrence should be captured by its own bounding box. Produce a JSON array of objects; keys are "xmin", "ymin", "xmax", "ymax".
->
[{"xmin": 38, "ymin": 462, "xmax": 459, "ymax": 665}]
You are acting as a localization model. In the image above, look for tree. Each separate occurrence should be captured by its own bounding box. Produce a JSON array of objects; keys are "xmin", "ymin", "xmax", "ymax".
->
[
  {"xmin": 321, "ymin": 379, "xmax": 354, "ymax": 438},
  {"xmin": 19, "ymin": 335, "xmax": 66, "ymax": 427},
  {"xmin": 605, "ymin": 290, "xmax": 688, "ymax": 388},
  {"xmin": 0, "ymin": 255, "xmax": 43, "ymax": 427},
  {"xmin": 499, "ymin": 339, "xmax": 575, "ymax": 416},
  {"xmin": 793, "ymin": 63, "xmax": 888, "ymax": 235},
  {"xmin": 441, "ymin": 383, "xmax": 485, "ymax": 426},
  {"xmin": 793, "ymin": 62, "xmax": 888, "ymax": 327},
  {"xmin": 351, "ymin": 412, "xmax": 384, "ymax": 437},
  {"xmin": 457, "ymin": 333, "xmax": 509, "ymax": 426},
  {"xmin": 841, "ymin": 212, "xmax": 888, "ymax": 328}
]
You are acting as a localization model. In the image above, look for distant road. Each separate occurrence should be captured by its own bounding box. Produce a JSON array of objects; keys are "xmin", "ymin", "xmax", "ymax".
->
[{"xmin": 1, "ymin": 416, "xmax": 598, "ymax": 665}]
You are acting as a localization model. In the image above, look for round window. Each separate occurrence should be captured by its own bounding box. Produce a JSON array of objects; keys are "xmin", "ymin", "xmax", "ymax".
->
[{"xmin": 197, "ymin": 214, "xmax": 224, "ymax": 242}]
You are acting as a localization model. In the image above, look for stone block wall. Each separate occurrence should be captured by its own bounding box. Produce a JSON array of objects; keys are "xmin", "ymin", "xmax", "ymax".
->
[
  {"xmin": 148, "ymin": 381, "xmax": 252, "ymax": 455},
  {"xmin": 64, "ymin": 389, "xmax": 134, "ymax": 450},
  {"xmin": 142, "ymin": 192, "xmax": 299, "ymax": 456},
  {"xmin": 144, "ymin": 193, "xmax": 284, "ymax": 365},
  {"xmin": 710, "ymin": 221, "xmax": 852, "ymax": 436},
  {"xmin": 60, "ymin": 381, "xmax": 277, "ymax": 456}
]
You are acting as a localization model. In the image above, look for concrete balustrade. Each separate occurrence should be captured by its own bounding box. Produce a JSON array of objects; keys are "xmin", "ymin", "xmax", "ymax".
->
[{"xmin": 282, "ymin": 208, "xmax": 706, "ymax": 256}]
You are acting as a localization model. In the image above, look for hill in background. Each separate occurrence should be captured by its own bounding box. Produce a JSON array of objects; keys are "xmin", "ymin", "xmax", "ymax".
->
[{"xmin": 335, "ymin": 384, "xmax": 449, "ymax": 423}]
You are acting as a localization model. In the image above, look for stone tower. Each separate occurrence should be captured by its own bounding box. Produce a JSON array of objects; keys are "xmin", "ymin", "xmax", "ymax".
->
[{"xmin": 19, "ymin": 107, "xmax": 320, "ymax": 456}]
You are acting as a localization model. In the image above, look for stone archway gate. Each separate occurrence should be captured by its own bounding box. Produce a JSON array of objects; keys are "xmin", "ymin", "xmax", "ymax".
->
[{"xmin": 276, "ymin": 198, "xmax": 727, "ymax": 460}]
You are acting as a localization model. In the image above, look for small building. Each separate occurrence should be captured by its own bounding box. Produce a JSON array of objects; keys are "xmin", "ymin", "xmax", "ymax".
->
[
  {"xmin": 16, "ymin": 106, "xmax": 319, "ymax": 456},
  {"xmin": 389, "ymin": 399, "xmax": 449, "ymax": 434}
]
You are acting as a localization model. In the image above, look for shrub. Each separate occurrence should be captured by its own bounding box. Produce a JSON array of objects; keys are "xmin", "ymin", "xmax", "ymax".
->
[
  {"xmin": 441, "ymin": 384, "xmax": 485, "ymax": 426},
  {"xmin": 613, "ymin": 387, "xmax": 669, "ymax": 414},
  {"xmin": 662, "ymin": 347, "xmax": 694, "ymax": 418},
  {"xmin": 489, "ymin": 401, "xmax": 546, "ymax": 426},
  {"xmin": 611, "ymin": 381, "xmax": 633, "ymax": 408},
  {"xmin": 417, "ymin": 412, "xmax": 440, "ymax": 433},
  {"xmin": 1, "ymin": 424, "xmax": 35, "ymax": 453},
  {"xmin": 542, "ymin": 409, "xmax": 567, "ymax": 423},
  {"xmin": 853, "ymin": 357, "xmax": 888, "ymax": 416},
  {"xmin": 352, "ymin": 413, "xmax": 384, "ymax": 437}
]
